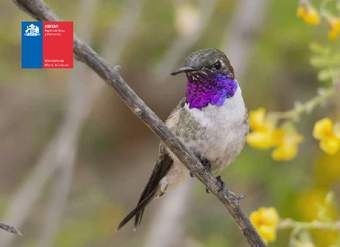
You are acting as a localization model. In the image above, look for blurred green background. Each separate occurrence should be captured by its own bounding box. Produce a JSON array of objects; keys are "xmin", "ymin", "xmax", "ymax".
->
[{"xmin": 0, "ymin": 0, "xmax": 339, "ymax": 246}]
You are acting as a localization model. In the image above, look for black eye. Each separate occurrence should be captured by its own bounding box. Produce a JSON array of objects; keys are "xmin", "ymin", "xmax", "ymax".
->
[{"xmin": 212, "ymin": 60, "xmax": 222, "ymax": 70}]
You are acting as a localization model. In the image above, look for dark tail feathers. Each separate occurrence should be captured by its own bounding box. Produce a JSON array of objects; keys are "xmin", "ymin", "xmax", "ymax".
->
[
  {"xmin": 117, "ymin": 146, "xmax": 173, "ymax": 230},
  {"xmin": 117, "ymin": 187, "xmax": 157, "ymax": 231}
]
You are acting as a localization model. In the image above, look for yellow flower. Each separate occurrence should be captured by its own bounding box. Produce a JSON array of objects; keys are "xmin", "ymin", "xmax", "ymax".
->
[
  {"xmin": 297, "ymin": 2, "xmax": 320, "ymax": 25},
  {"xmin": 320, "ymin": 136, "xmax": 340, "ymax": 155},
  {"xmin": 247, "ymin": 108, "xmax": 303, "ymax": 160},
  {"xmin": 296, "ymin": 190, "xmax": 339, "ymax": 246},
  {"xmin": 247, "ymin": 131, "xmax": 276, "ymax": 149},
  {"xmin": 257, "ymin": 226, "xmax": 276, "ymax": 244},
  {"xmin": 249, "ymin": 108, "xmax": 267, "ymax": 130},
  {"xmin": 247, "ymin": 108, "xmax": 277, "ymax": 149},
  {"xmin": 313, "ymin": 118, "xmax": 333, "ymax": 139},
  {"xmin": 297, "ymin": 5, "xmax": 306, "ymax": 17},
  {"xmin": 313, "ymin": 118, "xmax": 340, "ymax": 155},
  {"xmin": 272, "ymin": 128, "xmax": 303, "ymax": 161},
  {"xmin": 327, "ymin": 17, "xmax": 340, "ymax": 40},
  {"xmin": 249, "ymin": 108, "xmax": 277, "ymax": 131},
  {"xmin": 250, "ymin": 207, "xmax": 279, "ymax": 243}
]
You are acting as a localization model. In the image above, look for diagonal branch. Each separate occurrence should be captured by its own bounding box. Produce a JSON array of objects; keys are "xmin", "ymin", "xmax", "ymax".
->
[{"xmin": 12, "ymin": 0, "xmax": 266, "ymax": 246}]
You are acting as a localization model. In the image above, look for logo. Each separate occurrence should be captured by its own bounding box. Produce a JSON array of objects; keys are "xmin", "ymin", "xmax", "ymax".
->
[
  {"xmin": 21, "ymin": 21, "xmax": 73, "ymax": 69},
  {"xmin": 24, "ymin": 24, "xmax": 40, "ymax": 37}
]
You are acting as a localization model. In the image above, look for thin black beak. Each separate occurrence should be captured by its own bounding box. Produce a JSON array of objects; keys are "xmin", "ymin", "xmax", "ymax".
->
[{"xmin": 170, "ymin": 66, "xmax": 198, "ymax": 76}]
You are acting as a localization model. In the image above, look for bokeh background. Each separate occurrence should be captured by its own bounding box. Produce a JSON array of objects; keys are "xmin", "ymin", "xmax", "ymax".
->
[{"xmin": 0, "ymin": 0, "xmax": 339, "ymax": 246}]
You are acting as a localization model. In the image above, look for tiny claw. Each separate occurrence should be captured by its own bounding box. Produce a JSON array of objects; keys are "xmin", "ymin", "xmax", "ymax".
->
[
  {"xmin": 199, "ymin": 157, "xmax": 211, "ymax": 172},
  {"xmin": 216, "ymin": 176, "xmax": 225, "ymax": 192}
]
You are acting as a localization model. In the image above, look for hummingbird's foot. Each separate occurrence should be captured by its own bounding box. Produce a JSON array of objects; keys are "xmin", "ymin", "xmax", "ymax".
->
[
  {"xmin": 191, "ymin": 155, "xmax": 211, "ymax": 178},
  {"xmin": 214, "ymin": 177, "xmax": 245, "ymax": 202},
  {"xmin": 216, "ymin": 176, "xmax": 225, "ymax": 192},
  {"xmin": 201, "ymin": 159, "xmax": 212, "ymax": 172}
]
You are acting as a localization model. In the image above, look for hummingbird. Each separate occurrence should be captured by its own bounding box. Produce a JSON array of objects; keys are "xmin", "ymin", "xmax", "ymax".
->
[{"xmin": 117, "ymin": 48, "xmax": 249, "ymax": 230}]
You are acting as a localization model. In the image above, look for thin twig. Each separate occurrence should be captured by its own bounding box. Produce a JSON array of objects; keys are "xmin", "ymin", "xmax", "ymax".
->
[
  {"xmin": 279, "ymin": 218, "xmax": 340, "ymax": 231},
  {"xmin": 12, "ymin": 0, "xmax": 266, "ymax": 246},
  {"xmin": 0, "ymin": 129, "xmax": 68, "ymax": 246},
  {"xmin": 0, "ymin": 223, "xmax": 22, "ymax": 236},
  {"xmin": 271, "ymin": 87, "xmax": 336, "ymax": 122}
]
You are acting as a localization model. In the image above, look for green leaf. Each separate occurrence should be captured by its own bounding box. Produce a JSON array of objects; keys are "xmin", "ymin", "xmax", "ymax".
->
[
  {"xmin": 318, "ymin": 69, "xmax": 336, "ymax": 81},
  {"xmin": 309, "ymin": 42, "xmax": 329, "ymax": 55}
]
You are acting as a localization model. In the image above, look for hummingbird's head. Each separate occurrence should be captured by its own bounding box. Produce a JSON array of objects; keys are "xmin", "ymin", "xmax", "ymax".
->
[
  {"xmin": 171, "ymin": 48, "xmax": 234, "ymax": 80},
  {"xmin": 171, "ymin": 48, "xmax": 238, "ymax": 110}
]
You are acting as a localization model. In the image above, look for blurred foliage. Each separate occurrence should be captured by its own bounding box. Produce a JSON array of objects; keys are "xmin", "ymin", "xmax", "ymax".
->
[{"xmin": 247, "ymin": 0, "xmax": 340, "ymax": 246}]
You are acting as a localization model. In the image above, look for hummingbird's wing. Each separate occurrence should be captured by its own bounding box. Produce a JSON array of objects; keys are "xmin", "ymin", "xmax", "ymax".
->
[
  {"xmin": 118, "ymin": 98, "xmax": 189, "ymax": 230},
  {"xmin": 117, "ymin": 144, "xmax": 173, "ymax": 230},
  {"xmin": 117, "ymin": 99, "xmax": 186, "ymax": 230}
]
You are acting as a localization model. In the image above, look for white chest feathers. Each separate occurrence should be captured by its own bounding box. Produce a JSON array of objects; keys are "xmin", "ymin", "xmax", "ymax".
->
[{"xmin": 184, "ymin": 87, "xmax": 248, "ymax": 171}]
